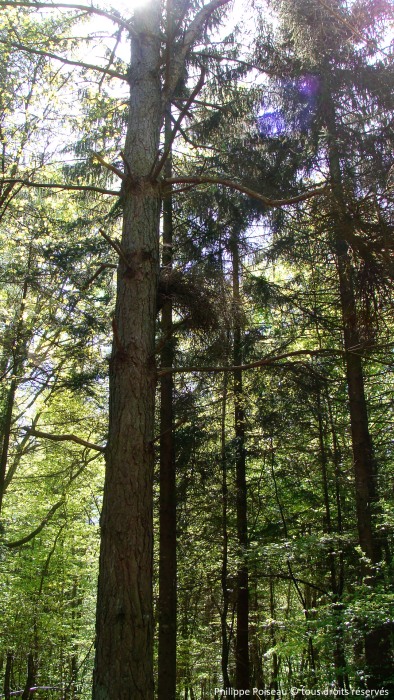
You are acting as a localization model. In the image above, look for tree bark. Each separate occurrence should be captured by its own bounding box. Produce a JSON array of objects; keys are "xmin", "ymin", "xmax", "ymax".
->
[{"xmin": 92, "ymin": 3, "xmax": 162, "ymax": 699}]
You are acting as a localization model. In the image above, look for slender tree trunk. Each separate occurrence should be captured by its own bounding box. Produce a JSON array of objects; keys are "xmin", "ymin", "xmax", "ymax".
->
[
  {"xmin": 92, "ymin": 4, "xmax": 162, "ymax": 698},
  {"xmin": 231, "ymin": 238, "xmax": 249, "ymax": 691},
  {"xmin": 310, "ymin": 238, "xmax": 348, "ymax": 685},
  {"xmin": 3, "ymin": 652, "xmax": 13, "ymax": 700},
  {"xmin": 21, "ymin": 653, "xmax": 35, "ymax": 700},
  {"xmin": 269, "ymin": 580, "xmax": 279, "ymax": 693},
  {"xmin": 325, "ymin": 386, "xmax": 345, "ymax": 597},
  {"xmin": 0, "ymin": 257, "xmax": 30, "ymax": 517},
  {"xmin": 270, "ymin": 442, "xmax": 317, "ymax": 683},
  {"xmin": 66, "ymin": 578, "xmax": 82, "ymax": 700},
  {"xmin": 220, "ymin": 374, "xmax": 231, "ymax": 690},
  {"xmin": 249, "ymin": 569, "xmax": 264, "ymax": 690},
  {"xmin": 316, "ymin": 390, "xmax": 349, "ymax": 690},
  {"xmin": 158, "ymin": 105, "xmax": 177, "ymax": 700},
  {"xmin": 0, "ymin": 375, "xmax": 17, "ymax": 517}
]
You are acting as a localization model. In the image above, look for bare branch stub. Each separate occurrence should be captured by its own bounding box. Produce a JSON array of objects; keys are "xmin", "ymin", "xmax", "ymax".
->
[
  {"xmin": 93, "ymin": 153, "xmax": 126, "ymax": 180},
  {"xmin": 99, "ymin": 229, "xmax": 131, "ymax": 270}
]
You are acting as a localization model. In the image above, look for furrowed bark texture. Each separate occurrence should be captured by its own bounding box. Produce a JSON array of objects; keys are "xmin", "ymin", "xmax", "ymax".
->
[{"xmin": 92, "ymin": 3, "xmax": 162, "ymax": 699}]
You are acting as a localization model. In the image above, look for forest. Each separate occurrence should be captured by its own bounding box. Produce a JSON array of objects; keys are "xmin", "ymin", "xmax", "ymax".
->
[{"xmin": 0, "ymin": 0, "xmax": 393, "ymax": 697}]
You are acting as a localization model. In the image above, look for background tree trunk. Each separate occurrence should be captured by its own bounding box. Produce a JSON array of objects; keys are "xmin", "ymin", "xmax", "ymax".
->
[
  {"xmin": 231, "ymin": 237, "xmax": 249, "ymax": 691},
  {"xmin": 0, "ymin": 253, "xmax": 31, "ymax": 518},
  {"xmin": 21, "ymin": 653, "xmax": 35, "ymax": 700},
  {"xmin": 220, "ymin": 374, "xmax": 231, "ymax": 690},
  {"xmin": 3, "ymin": 652, "xmax": 13, "ymax": 700},
  {"xmin": 158, "ymin": 106, "xmax": 177, "ymax": 700}
]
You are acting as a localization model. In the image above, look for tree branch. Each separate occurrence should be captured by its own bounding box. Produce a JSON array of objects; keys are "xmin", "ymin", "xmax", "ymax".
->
[
  {"xmin": 99, "ymin": 229, "xmax": 130, "ymax": 268},
  {"xmin": 315, "ymin": 0, "xmax": 389, "ymax": 58},
  {"xmin": 151, "ymin": 67, "xmax": 206, "ymax": 180},
  {"xmin": 5, "ymin": 499, "xmax": 64, "ymax": 548},
  {"xmin": 163, "ymin": 175, "xmax": 329, "ymax": 208},
  {"xmin": 5, "ymin": 687, "xmax": 61, "ymax": 697},
  {"xmin": 1, "ymin": 178, "xmax": 119, "ymax": 196},
  {"xmin": 0, "ymin": 38, "xmax": 128, "ymax": 81},
  {"xmin": 98, "ymin": 27, "xmax": 124, "ymax": 89},
  {"xmin": 183, "ymin": 0, "xmax": 231, "ymax": 53},
  {"xmin": 158, "ymin": 348, "xmax": 344, "ymax": 376},
  {"xmin": 164, "ymin": 0, "xmax": 231, "ymax": 101},
  {"xmin": 194, "ymin": 51, "xmax": 265, "ymax": 73},
  {"xmin": 23, "ymin": 427, "xmax": 106, "ymax": 452},
  {"xmin": 0, "ymin": 1, "xmax": 135, "ymax": 33},
  {"xmin": 259, "ymin": 572, "xmax": 329, "ymax": 596},
  {"xmin": 81, "ymin": 263, "xmax": 117, "ymax": 290}
]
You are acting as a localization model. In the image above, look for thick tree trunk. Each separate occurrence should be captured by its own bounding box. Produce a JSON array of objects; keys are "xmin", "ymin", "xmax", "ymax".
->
[
  {"xmin": 335, "ymin": 193, "xmax": 393, "ymax": 695},
  {"xmin": 92, "ymin": 4, "xmax": 162, "ymax": 699},
  {"xmin": 323, "ymin": 86, "xmax": 392, "ymax": 690},
  {"xmin": 158, "ymin": 107, "xmax": 177, "ymax": 700},
  {"xmin": 323, "ymin": 89, "xmax": 380, "ymax": 564},
  {"xmin": 231, "ymin": 239, "xmax": 250, "ymax": 691}
]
